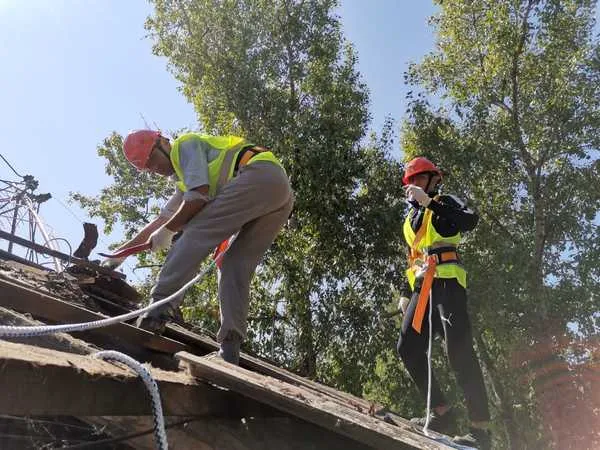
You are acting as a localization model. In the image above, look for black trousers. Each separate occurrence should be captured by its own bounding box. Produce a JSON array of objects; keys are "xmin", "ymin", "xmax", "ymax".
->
[{"xmin": 396, "ymin": 278, "xmax": 490, "ymax": 422}]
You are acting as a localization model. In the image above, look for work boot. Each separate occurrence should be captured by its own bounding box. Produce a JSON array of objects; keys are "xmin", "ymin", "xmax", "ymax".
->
[
  {"xmin": 136, "ymin": 305, "xmax": 182, "ymax": 335},
  {"xmin": 169, "ymin": 306, "xmax": 185, "ymax": 325},
  {"xmin": 218, "ymin": 330, "xmax": 242, "ymax": 365},
  {"xmin": 453, "ymin": 427, "xmax": 492, "ymax": 450},
  {"xmin": 410, "ymin": 408, "xmax": 458, "ymax": 435}
]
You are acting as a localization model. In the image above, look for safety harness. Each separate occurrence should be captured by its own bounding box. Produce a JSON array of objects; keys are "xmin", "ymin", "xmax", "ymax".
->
[
  {"xmin": 233, "ymin": 145, "xmax": 269, "ymax": 174},
  {"xmin": 407, "ymin": 206, "xmax": 461, "ymax": 333}
]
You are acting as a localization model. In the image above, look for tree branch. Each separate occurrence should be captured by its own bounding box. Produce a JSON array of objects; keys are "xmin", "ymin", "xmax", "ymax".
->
[{"xmin": 510, "ymin": 0, "xmax": 537, "ymax": 178}]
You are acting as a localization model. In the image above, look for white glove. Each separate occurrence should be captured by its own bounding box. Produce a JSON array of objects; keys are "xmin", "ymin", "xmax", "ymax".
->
[
  {"xmin": 149, "ymin": 226, "xmax": 177, "ymax": 253},
  {"xmin": 399, "ymin": 296, "xmax": 411, "ymax": 314},
  {"xmin": 405, "ymin": 184, "xmax": 432, "ymax": 207},
  {"xmin": 101, "ymin": 256, "xmax": 126, "ymax": 270}
]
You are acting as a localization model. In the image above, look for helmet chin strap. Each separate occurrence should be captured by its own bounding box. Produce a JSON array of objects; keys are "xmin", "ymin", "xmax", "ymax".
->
[
  {"xmin": 155, "ymin": 139, "xmax": 171, "ymax": 160},
  {"xmin": 425, "ymin": 173, "xmax": 440, "ymax": 194}
]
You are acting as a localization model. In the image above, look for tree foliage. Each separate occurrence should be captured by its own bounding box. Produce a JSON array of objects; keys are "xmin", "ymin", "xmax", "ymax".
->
[
  {"xmin": 72, "ymin": 1, "xmax": 600, "ymax": 448},
  {"xmin": 76, "ymin": 0, "xmax": 407, "ymax": 392},
  {"xmin": 400, "ymin": 1, "xmax": 600, "ymax": 447}
]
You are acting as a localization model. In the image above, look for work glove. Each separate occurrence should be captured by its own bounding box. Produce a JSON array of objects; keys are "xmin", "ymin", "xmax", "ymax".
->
[
  {"xmin": 399, "ymin": 296, "xmax": 411, "ymax": 314},
  {"xmin": 404, "ymin": 184, "xmax": 432, "ymax": 207},
  {"xmin": 148, "ymin": 226, "xmax": 177, "ymax": 253},
  {"xmin": 101, "ymin": 256, "xmax": 126, "ymax": 270}
]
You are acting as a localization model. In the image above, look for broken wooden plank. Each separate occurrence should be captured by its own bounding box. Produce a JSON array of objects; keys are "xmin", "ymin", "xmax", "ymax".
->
[
  {"xmin": 177, "ymin": 352, "xmax": 454, "ymax": 450},
  {"xmin": 0, "ymin": 276, "xmax": 187, "ymax": 354},
  {"xmin": 166, "ymin": 325, "xmax": 400, "ymax": 425},
  {"xmin": 162, "ymin": 324, "xmax": 392, "ymax": 421},
  {"xmin": 0, "ymin": 229, "xmax": 125, "ymax": 279},
  {"xmin": 0, "ymin": 306, "xmax": 93, "ymax": 355},
  {"xmin": 0, "ymin": 341, "xmax": 276, "ymax": 418},
  {"xmin": 73, "ymin": 222, "xmax": 98, "ymax": 259},
  {"xmin": 165, "ymin": 322, "xmax": 220, "ymax": 351},
  {"xmin": 238, "ymin": 352, "xmax": 384, "ymax": 414}
]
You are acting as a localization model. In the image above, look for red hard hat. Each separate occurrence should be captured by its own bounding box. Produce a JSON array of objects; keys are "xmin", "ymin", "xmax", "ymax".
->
[
  {"xmin": 402, "ymin": 156, "xmax": 442, "ymax": 184},
  {"xmin": 123, "ymin": 130, "xmax": 161, "ymax": 170}
]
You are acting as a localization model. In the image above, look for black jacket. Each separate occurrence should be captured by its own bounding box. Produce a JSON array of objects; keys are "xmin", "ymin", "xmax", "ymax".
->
[{"xmin": 407, "ymin": 194, "xmax": 478, "ymax": 237}]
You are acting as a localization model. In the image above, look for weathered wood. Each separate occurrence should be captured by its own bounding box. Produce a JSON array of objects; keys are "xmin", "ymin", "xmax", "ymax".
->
[
  {"xmin": 177, "ymin": 352, "xmax": 454, "ymax": 450},
  {"xmin": 84, "ymin": 415, "xmax": 375, "ymax": 450},
  {"xmin": 0, "ymin": 307, "xmax": 93, "ymax": 355},
  {"xmin": 239, "ymin": 352, "xmax": 383, "ymax": 413},
  {"xmin": 0, "ymin": 341, "xmax": 276, "ymax": 418},
  {"xmin": 0, "ymin": 229, "xmax": 125, "ymax": 279},
  {"xmin": 0, "ymin": 248, "xmax": 51, "ymax": 273},
  {"xmin": 0, "ymin": 276, "xmax": 188, "ymax": 354},
  {"xmin": 0, "ymin": 304, "xmax": 182, "ymax": 370},
  {"xmin": 168, "ymin": 327, "xmax": 426, "ymax": 437},
  {"xmin": 165, "ymin": 322, "xmax": 220, "ymax": 351},
  {"xmin": 166, "ymin": 325, "xmax": 391, "ymax": 420}
]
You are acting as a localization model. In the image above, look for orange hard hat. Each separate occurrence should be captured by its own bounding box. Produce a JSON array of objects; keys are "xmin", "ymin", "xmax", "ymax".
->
[
  {"xmin": 402, "ymin": 156, "xmax": 442, "ymax": 184},
  {"xmin": 122, "ymin": 130, "xmax": 161, "ymax": 170}
]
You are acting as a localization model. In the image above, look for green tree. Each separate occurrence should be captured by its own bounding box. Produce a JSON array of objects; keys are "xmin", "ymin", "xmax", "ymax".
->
[
  {"xmin": 75, "ymin": 0, "xmax": 408, "ymax": 395},
  {"xmin": 401, "ymin": 0, "xmax": 600, "ymax": 447}
]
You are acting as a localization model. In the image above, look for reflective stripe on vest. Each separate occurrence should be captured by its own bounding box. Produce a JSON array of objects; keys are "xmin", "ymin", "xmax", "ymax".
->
[{"xmin": 403, "ymin": 204, "xmax": 466, "ymax": 290}]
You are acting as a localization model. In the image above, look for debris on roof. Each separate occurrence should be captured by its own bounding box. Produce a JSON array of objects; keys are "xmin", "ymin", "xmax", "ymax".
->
[{"xmin": 0, "ymin": 237, "xmax": 455, "ymax": 449}]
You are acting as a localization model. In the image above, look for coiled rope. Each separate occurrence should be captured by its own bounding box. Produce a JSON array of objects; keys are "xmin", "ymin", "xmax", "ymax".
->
[{"xmin": 94, "ymin": 351, "xmax": 168, "ymax": 450}]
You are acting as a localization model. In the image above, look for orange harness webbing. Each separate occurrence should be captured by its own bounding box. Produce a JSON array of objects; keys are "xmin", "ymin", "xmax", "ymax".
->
[
  {"xmin": 408, "ymin": 208, "xmax": 434, "ymax": 334},
  {"xmin": 412, "ymin": 255, "xmax": 436, "ymax": 333}
]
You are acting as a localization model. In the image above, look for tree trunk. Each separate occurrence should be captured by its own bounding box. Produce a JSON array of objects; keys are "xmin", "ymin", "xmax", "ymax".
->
[
  {"xmin": 475, "ymin": 332, "xmax": 525, "ymax": 449},
  {"xmin": 296, "ymin": 296, "xmax": 316, "ymax": 378},
  {"xmin": 530, "ymin": 193, "xmax": 546, "ymax": 319}
]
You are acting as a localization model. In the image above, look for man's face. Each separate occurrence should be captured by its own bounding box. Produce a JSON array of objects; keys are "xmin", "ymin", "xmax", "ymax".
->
[
  {"xmin": 408, "ymin": 172, "xmax": 440, "ymax": 192},
  {"xmin": 408, "ymin": 173, "xmax": 430, "ymax": 190},
  {"xmin": 145, "ymin": 139, "xmax": 174, "ymax": 176}
]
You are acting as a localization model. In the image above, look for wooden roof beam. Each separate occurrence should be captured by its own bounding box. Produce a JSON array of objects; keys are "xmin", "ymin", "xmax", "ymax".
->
[{"xmin": 0, "ymin": 340, "xmax": 278, "ymax": 419}]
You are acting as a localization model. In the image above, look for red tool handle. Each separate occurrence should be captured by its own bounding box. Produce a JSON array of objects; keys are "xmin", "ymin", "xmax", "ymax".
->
[{"xmin": 98, "ymin": 242, "xmax": 151, "ymax": 259}]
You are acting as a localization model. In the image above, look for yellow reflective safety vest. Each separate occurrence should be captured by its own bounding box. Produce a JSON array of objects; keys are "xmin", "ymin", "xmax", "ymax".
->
[
  {"xmin": 403, "ymin": 206, "xmax": 467, "ymax": 291},
  {"xmin": 170, "ymin": 133, "xmax": 282, "ymax": 197}
]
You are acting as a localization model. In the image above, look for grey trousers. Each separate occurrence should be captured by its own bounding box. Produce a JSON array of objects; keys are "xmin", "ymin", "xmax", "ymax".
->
[{"xmin": 150, "ymin": 161, "xmax": 294, "ymax": 342}]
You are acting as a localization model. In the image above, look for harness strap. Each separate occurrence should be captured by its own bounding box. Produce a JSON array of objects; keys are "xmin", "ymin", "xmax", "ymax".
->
[
  {"xmin": 408, "ymin": 208, "xmax": 432, "ymax": 266},
  {"xmin": 234, "ymin": 145, "xmax": 268, "ymax": 174},
  {"xmin": 412, "ymin": 255, "xmax": 436, "ymax": 333}
]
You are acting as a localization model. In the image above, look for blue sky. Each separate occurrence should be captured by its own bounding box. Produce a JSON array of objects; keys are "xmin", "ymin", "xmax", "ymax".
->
[{"xmin": 0, "ymin": 0, "xmax": 435, "ymax": 273}]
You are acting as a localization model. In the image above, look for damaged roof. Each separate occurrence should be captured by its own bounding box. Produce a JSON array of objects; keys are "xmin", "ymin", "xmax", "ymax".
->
[{"xmin": 0, "ymin": 240, "xmax": 455, "ymax": 450}]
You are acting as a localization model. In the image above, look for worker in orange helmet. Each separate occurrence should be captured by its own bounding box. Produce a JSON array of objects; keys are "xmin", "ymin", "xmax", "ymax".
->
[
  {"xmin": 397, "ymin": 156, "xmax": 491, "ymax": 449},
  {"xmin": 103, "ymin": 130, "xmax": 294, "ymax": 365}
]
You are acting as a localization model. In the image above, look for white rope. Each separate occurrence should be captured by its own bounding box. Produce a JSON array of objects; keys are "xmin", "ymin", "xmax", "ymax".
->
[
  {"xmin": 0, "ymin": 233, "xmax": 237, "ymax": 338},
  {"xmin": 440, "ymin": 312, "xmax": 453, "ymax": 327},
  {"xmin": 94, "ymin": 351, "xmax": 168, "ymax": 450},
  {"xmin": 423, "ymin": 289, "xmax": 434, "ymax": 436},
  {"xmin": 0, "ymin": 259, "xmax": 215, "ymax": 338}
]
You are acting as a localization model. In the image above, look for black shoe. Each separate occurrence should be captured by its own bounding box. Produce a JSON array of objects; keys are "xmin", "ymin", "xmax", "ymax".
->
[
  {"xmin": 218, "ymin": 330, "xmax": 242, "ymax": 365},
  {"xmin": 453, "ymin": 427, "xmax": 491, "ymax": 450},
  {"xmin": 136, "ymin": 305, "xmax": 182, "ymax": 334},
  {"xmin": 410, "ymin": 408, "xmax": 457, "ymax": 434},
  {"xmin": 169, "ymin": 306, "xmax": 185, "ymax": 325}
]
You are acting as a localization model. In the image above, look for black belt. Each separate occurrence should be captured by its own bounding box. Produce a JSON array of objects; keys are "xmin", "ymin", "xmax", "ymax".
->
[
  {"xmin": 233, "ymin": 145, "xmax": 267, "ymax": 174},
  {"xmin": 413, "ymin": 247, "xmax": 462, "ymax": 291},
  {"xmin": 426, "ymin": 246, "xmax": 461, "ymax": 264}
]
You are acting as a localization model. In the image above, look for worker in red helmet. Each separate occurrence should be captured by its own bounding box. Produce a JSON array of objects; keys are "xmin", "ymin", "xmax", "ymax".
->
[
  {"xmin": 397, "ymin": 156, "xmax": 491, "ymax": 449},
  {"xmin": 103, "ymin": 130, "xmax": 294, "ymax": 365}
]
